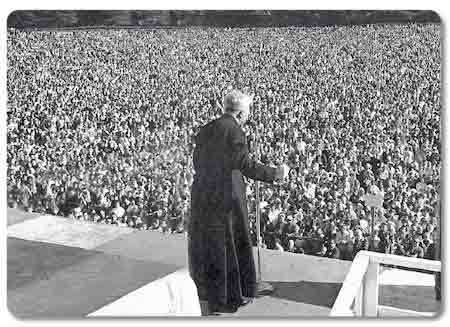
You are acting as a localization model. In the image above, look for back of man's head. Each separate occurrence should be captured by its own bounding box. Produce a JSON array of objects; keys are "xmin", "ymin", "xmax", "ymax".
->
[{"xmin": 223, "ymin": 90, "xmax": 253, "ymax": 114}]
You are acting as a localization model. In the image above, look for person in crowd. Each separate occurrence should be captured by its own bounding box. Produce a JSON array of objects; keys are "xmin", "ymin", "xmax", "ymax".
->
[
  {"xmin": 352, "ymin": 228, "xmax": 369, "ymax": 258},
  {"xmin": 409, "ymin": 234, "xmax": 425, "ymax": 259},
  {"xmin": 111, "ymin": 200, "xmax": 126, "ymax": 220},
  {"xmin": 316, "ymin": 244, "xmax": 328, "ymax": 257},
  {"xmin": 325, "ymin": 239, "xmax": 340, "ymax": 259}
]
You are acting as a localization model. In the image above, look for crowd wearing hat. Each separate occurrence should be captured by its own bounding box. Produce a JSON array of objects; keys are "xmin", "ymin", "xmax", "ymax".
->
[{"xmin": 7, "ymin": 24, "xmax": 440, "ymax": 260}]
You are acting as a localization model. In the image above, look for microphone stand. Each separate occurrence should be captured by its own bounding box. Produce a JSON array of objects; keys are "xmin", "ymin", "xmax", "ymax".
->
[{"xmin": 255, "ymin": 145, "xmax": 274, "ymax": 296}]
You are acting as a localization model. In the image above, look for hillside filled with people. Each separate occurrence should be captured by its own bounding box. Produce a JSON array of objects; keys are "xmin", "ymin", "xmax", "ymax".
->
[{"xmin": 7, "ymin": 24, "xmax": 441, "ymax": 261}]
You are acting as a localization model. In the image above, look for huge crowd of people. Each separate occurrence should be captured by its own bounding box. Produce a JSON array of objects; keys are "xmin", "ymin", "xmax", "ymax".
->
[{"xmin": 7, "ymin": 24, "xmax": 441, "ymax": 262}]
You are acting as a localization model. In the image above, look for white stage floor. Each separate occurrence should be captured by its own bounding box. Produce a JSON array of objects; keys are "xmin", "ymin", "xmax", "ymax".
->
[{"xmin": 88, "ymin": 268, "xmax": 201, "ymax": 317}]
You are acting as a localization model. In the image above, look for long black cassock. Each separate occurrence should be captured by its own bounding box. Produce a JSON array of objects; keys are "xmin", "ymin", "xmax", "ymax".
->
[{"xmin": 188, "ymin": 113, "xmax": 277, "ymax": 307}]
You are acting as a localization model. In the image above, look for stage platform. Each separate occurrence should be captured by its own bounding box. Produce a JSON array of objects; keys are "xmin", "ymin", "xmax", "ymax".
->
[{"xmin": 7, "ymin": 208, "xmax": 439, "ymax": 318}]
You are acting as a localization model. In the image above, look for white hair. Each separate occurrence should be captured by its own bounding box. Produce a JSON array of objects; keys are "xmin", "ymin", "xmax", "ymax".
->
[{"xmin": 223, "ymin": 90, "xmax": 253, "ymax": 113}]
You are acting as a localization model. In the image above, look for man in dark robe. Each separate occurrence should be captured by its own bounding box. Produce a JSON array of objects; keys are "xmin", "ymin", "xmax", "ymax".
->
[{"xmin": 188, "ymin": 90, "xmax": 288, "ymax": 314}]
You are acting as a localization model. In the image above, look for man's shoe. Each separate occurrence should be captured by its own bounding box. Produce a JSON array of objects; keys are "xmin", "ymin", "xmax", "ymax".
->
[
  {"xmin": 209, "ymin": 303, "xmax": 239, "ymax": 314},
  {"xmin": 240, "ymin": 297, "xmax": 254, "ymax": 306}
]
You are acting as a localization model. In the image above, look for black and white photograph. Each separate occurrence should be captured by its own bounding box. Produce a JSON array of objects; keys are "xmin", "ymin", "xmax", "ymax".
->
[{"xmin": 5, "ymin": 9, "xmax": 442, "ymax": 319}]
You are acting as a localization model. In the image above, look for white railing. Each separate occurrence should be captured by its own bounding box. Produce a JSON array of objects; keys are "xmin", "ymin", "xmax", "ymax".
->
[{"xmin": 330, "ymin": 250, "xmax": 441, "ymax": 317}]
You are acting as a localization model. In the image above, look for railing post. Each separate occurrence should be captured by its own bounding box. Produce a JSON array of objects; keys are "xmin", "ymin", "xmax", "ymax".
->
[
  {"xmin": 363, "ymin": 261, "xmax": 379, "ymax": 317},
  {"xmin": 354, "ymin": 282, "xmax": 363, "ymax": 316},
  {"xmin": 332, "ymin": 251, "xmax": 440, "ymax": 318}
]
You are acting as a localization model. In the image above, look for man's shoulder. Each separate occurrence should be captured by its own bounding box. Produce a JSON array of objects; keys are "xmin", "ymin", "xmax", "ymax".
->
[
  {"xmin": 197, "ymin": 115, "xmax": 226, "ymax": 132},
  {"xmin": 215, "ymin": 114, "xmax": 239, "ymax": 130},
  {"xmin": 196, "ymin": 115, "xmax": 241, "ymax": 141}
]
